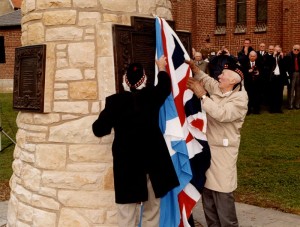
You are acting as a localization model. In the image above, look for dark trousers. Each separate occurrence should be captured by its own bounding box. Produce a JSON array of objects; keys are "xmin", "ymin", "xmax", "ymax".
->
[
  {"xmin": 245, "ymin": 78, "xmax": 262, "ymax": 113},
  {"xmin": 202, "ymin": 187, "xmax": 238, "ymax": 227},
  {"xmin": 288, "ymin": 72, "xmax": 300, "ymax": 108},
  {"xmin": 269, "ymin": 74, "xmax": 284, "ymax": 112}
]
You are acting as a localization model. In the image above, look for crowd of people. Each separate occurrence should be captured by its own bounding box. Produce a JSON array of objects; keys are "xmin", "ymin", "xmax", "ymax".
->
[
  {"xmin": 193, "ymin": 39, "xmax": 300, "ymax": 114},
  {"xmin": 92, "ymin": 38, "xmax": 299, "ymax": 227}
]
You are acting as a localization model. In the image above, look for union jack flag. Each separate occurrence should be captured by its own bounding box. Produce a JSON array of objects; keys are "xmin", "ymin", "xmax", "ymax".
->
[{"xmin": 155, "ymin": 17, "xmax": 211, "ymax": 227}]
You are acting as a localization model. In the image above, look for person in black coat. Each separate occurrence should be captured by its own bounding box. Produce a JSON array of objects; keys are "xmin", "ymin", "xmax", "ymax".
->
[
  {"xmin": 256, "ymin": 43, "xmax": 269, "ymax": 105},
  {"xmin": 284, "ymin": 45, "xmax": 300, "ymax": 109},
  {"xmin": 244, "ymin": 51, "xmax": 264, "ymax": 114},
  {"xmin": 237, "ymin": 38, "xmax": 255, "ymax": 67},
  {"xmin": 267, "ymin": 46, "xmax": 286, "ymax": 113},
  {"xmin": 208, "ymin": 46, "xmax": 238, "ymax": 81},
  {"xmin": 92, "ymin": 56, "xmax": 179, "ymax": 227},
  {"xmin": 264, "ymin": 45, "xmax": 276, "ymax": 106}
]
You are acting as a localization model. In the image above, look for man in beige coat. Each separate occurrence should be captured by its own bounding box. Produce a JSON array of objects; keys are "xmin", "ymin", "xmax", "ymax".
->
[{"xmin": 186, "ymin": 60, "xmax": 248, "ymax": 227}]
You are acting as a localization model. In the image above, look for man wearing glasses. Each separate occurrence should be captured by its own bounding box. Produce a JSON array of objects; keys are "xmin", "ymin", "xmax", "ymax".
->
[{"xmin": 284, "ymin": 45, "xmax": 300, "ymax": 109}]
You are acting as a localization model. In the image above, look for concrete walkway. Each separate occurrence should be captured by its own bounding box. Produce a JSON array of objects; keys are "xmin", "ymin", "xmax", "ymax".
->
[
  {"xmin": 193, "ymin": 200, "xmax": 300, "ymax": 227},
  {"xmin": 0, "ymin": 200, "xmax": 300, "ymax": 226},
  {"xmin": 0, "ymin": 201, "xmax": 8, "ymax": 227}
]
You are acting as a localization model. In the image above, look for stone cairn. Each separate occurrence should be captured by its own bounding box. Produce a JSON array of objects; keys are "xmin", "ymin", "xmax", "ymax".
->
[{"xmin": 7, "ymin": 0, "xmax": 172, "ymax": 226}]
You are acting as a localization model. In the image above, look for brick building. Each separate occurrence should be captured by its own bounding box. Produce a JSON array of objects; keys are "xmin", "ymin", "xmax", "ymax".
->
[
  {"xmin": 1, "ymin": 0, "xmax": 300, "ymax": 91},
  {"xmin": 171, "ymin": 0, "xmax": 300, "ymax": 57},
  {"xmin": 0, "ymin": 0, "xmax": 21, "ymax": 92}
]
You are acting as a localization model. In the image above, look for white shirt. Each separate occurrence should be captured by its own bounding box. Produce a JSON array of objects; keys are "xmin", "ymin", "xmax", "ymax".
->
[{"xmin": 274, "ymin": 56, "xmax": 280, "ymax": 75}]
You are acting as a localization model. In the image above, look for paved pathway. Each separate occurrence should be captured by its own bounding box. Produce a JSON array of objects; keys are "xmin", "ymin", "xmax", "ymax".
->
[
  {"xmin": 193, "ymin": 200, "xmax": 300, "ymax": 227},
  {"xmin": 0, "ymin": 201, "xmax": 8, "ymax": 227},
  {"xmin": 1, "ymin": 200, "xmax": 300, "ymax": 226}
]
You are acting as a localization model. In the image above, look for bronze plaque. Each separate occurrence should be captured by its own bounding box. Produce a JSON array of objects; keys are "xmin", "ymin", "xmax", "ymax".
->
[
  {"xmin": 113, "ymin": 16, "xmax": 192, "ymax": 93},
  {"xmin": 13, "ymin": 44, "xmax": 46, "ymax": 112}
]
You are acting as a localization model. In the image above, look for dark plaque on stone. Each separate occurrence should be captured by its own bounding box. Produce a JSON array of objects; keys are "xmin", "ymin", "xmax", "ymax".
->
[
  {"xmin": 13, "ymin": 44, "xmax": 46, "ymax": 112},
  {"xmin": 113, "ymin": 16, "xmax": 192, "ymax": 93}
]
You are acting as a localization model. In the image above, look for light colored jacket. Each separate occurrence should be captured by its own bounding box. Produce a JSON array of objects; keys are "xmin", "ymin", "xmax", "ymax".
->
[{"xmin": 195, "ymin": 71, "xmax": 248, "ymax": 192}]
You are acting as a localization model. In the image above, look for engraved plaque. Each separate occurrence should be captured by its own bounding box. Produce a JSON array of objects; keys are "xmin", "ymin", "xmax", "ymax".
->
[
  {"xmin": 113, "ymin": 17, "xmax": 192, "ymax": 93},
  {"xmin": 13, "ymin": 44, "xmax": 46, "ymax": 112}
]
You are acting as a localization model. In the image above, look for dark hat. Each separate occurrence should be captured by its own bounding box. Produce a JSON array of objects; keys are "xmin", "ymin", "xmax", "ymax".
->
[
  {"xmin": 125, "ymin": 63, "xmax": 146, "ymax": 89},
  {"xmin": 223, "ymin": 63, "xmax": 244, "ymax": 81}
]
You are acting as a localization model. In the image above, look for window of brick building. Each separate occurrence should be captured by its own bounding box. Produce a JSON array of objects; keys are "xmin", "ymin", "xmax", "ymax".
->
[
  {"xmin": 0, "ymin": 36, "xmax": 5, "ymax": 63},
  {"xmin": 215, "ymin": 0, "xmax": 226, "ymax": 35},
  {"xmin": 235, "ymin": 0, "xmax": 247, "ymax": 33},
  {"xmin": 255, "ymin": 0, "xmax": 267, "ymax": 32}
]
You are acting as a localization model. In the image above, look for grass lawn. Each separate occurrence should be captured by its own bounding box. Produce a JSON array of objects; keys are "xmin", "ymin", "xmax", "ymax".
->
[
  {"xmin": 236, "ymin": 105, "xmax": 300, "ymax": 215},
  {"xmin": 0, "ymin": 93, "xmax": 299, "ymax": 215},
  {"xmin": 0, "ymin": 93, "xmax": 17, "ymax": 181}
]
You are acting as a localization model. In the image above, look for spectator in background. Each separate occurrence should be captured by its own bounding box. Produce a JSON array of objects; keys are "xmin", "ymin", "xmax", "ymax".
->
[
  {"xmin": 208, "ymin": 46, "xmax": 238, "ymax": 80},
  {"xmin": 257, "ymin": 42, "xmax": 267, "ymax": 63},
  {"xmin": 194, "ymin": 51, "xmax": 209, "ymax": 73},
  {"xmin": 268, "ymin": 45, "xmax": 286, "ymax": 113},
  {"xmin": 264, "ymin": 45, "xmax": 276, "ymax": 106},
  {"xmin": 238, "ymin": 38, "xmax": 255, "ymax": 68},
  {"xmin": 256, "ymin": 43, "xmax": 269, "ymax": 106},
  {"xmin": 244, "ymin": 51, "xmax": 264, "ymax": 114},
  {"xmin": 284, "ymin": 44, "xmax": 300, "ymax": 109}
]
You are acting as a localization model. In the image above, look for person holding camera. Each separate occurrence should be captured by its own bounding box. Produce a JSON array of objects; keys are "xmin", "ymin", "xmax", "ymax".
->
[
  {"xmin": 267, "ymin": 45, "xmax": 286, "ymax": 113},
  {"xmin": 238, "ymin": 38, "xmax": 255, "ymax": 67},
  {"xmin": 244, "ymin": 50, "xmax": 263, "ymax": 114},
  {"xmin": 208, "ymin": 46, "xmax": 238, "ymax": 80}
]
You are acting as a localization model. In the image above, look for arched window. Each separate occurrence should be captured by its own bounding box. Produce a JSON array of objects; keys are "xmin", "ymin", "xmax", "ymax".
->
[{"xmin": 0, "ymin": 36, "xmax": 5, "ymax": 63}]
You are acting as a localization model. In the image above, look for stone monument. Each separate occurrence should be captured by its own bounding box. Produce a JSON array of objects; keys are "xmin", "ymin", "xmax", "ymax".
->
[{"xmin": 7, "ymin": 0, "xmax": 173, "ymax": 226}]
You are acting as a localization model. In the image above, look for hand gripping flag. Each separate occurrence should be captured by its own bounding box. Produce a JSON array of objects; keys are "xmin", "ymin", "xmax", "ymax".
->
[{"xmin": 155, "ymin": 17, "xmax": 211, "ymax": 227}]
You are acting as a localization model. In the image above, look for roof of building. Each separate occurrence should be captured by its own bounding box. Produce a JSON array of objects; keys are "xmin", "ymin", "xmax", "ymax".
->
[
  {"xmin": 0, "ymin": 9, "xmax": 21, "ymax": 27},
  {"xmin": 11, "ymin": 0, "xmax": 22, "ymax": 9}
]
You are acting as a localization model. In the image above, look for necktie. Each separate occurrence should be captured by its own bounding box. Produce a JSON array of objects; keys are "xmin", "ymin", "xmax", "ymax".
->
[{"xmin": 295, "ymin": 56, "xmax": 299, "ymax": 72}]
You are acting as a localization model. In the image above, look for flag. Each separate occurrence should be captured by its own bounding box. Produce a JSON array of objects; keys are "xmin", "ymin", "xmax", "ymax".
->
[{"xmin": 156, "ymin": 17, "xmax": 211, "ymax": 227}]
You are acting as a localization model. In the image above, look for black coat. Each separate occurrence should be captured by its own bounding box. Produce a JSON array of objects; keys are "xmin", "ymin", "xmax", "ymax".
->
[
  {"xmin": 92, "ymin": 71, "xmax": 179, "ymax": 204},
  {"xmin": 208, "ymin": 54, "xmax": 238, "ymax": 80},
  {"xmin": 243, "ymin": 60, "xmax": 264, "ymax": 88},
  {"xmin": 237, "ymin": 46, "xmax": 255, "ymax": 67},
  {"xmin": 284, "ymin": 51, "xmax": 300, "ymax": 76},
  {"xmin": 267, "ymin": 54, "xmax": 286, "ymax": 82}
]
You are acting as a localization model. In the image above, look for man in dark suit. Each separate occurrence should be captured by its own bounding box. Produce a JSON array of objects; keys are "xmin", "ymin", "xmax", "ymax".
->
[
  {"xmin": 244, "ymin": 50, "xmax": 264, "ymax": 114},
  {"xmin": 284, "ymin": 44, "xmax": 300, "ymax": 109},
  {"xmin": 266, "ymin": 46, "xmax": 286, "ymax": 113},
  {"xmin": 257, "ymin": 42, "xmax": 267, "ymax": 62},
  {"xmin": 238, "ymin": 38, "xmax": 255, "ymax": 67},
  {"xmin": 256, "ymin": 43, "xmax": 269, "ymax": 106},
  {"xmin": 92, "ymin": 56, "xmax": 179, "ymax": 227},
  {"xmin": 264, "ymin": 45, "xmax": 275, "ymax": 106}
]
